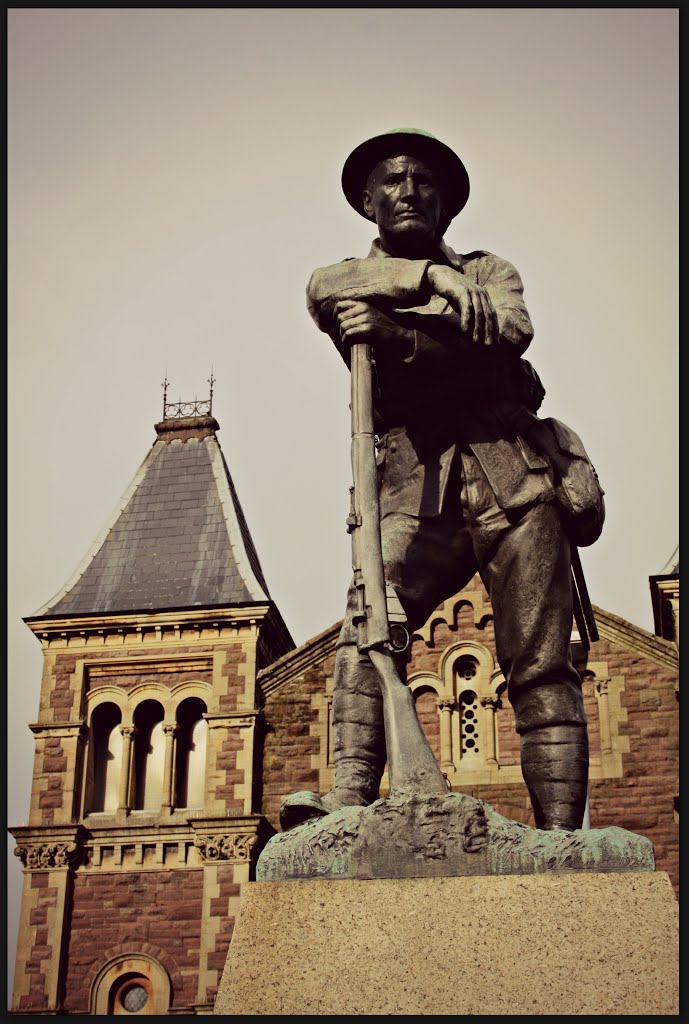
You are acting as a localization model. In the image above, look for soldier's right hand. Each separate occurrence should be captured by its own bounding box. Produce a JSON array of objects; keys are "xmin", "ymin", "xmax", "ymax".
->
[
  {"xmin": 427, "ymin": 264, "xmax": 499, "ymax": 348},
  {"xmin": 334, "ymin": 300, "xmax": 415, "ymax": 354}
]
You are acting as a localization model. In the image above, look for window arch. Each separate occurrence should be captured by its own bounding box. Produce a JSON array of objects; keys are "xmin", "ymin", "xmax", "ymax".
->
[
  {"xmin": 90, "ymin": 954, "xmax": 171, "ymax": 1016},
  {"xmin": 132, "ymin": 700, "xmax": 165, "ymax": 811},
  {"xmin": 174, "ymin": 697, "xmax": 208, "ymax": 810},
  {"xmin": 88, "ymin": 702, "xmax": 123, "ymax": 814}
]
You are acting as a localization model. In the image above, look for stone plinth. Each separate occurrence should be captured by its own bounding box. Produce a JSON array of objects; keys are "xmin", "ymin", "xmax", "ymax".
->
[{"xmin": 214, "ymin": 872, "xmax": 678, "ymax": 1016}]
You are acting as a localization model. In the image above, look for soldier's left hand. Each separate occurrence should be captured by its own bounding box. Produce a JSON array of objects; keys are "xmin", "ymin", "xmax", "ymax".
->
[
  {"xmin": 428, "ymin": 265, "xmax": 499, "ymax": 347},
  {"xmin": 335, "ymin": 300, "xmax": 414, "ymax": 350}
]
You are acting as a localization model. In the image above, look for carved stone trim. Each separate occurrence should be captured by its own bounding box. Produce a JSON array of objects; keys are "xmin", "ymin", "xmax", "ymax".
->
[
  {"xmin": 14, "ymin": 841, "xmax": 80, "ymax": 870},
  {"xmin": 595, "ymin": 678, "xmax": 610, "ymax": 697},
  {"xmin": 193, "ymin": 833, "xmax": 257, "ymax": 862},
  {"xmin": 414, "ymin": 589, "xmax": 493, "ymax": 647}
]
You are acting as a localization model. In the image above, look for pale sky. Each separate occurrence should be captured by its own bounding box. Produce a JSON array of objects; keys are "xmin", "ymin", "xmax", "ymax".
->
[{"xmin": 7, "ymin": 8, "xmax": 678, "ymax": 993}]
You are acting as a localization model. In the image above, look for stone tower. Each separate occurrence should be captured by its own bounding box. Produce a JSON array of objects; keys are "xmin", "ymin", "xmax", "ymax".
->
[{"xmin": 10, "ymin": 399, "xmax": 294, "ymax": 1015}]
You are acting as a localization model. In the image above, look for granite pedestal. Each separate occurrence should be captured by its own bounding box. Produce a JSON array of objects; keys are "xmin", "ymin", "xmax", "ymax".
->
[{"xmin": 214, "ymin": 871, "xmax": 678, "ymax": 1015}]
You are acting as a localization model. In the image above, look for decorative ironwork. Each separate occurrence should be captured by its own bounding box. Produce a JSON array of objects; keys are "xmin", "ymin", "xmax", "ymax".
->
[{"xmin": 161, "ymin": 370, "xmax": 215, "ymax": 420}]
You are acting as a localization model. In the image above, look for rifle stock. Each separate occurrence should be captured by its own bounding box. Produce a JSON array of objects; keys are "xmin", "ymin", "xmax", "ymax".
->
[{"xmin": 349, "ymin": 341, "xmax": 447, "ymax": 798}]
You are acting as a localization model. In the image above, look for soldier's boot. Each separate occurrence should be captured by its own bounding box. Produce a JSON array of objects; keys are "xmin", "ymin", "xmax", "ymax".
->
[
  {"xmin": 279, "ymin": 645, "xmax": 387, "ymax": 831},
  {"xmin": 520, "ymin": 724, "xmax": 589, "ymax": 831}
]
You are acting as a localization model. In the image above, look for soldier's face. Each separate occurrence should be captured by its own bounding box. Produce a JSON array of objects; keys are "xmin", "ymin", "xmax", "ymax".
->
[{"xmin": 363, "ymin": 154, "xmax": 445, "ymax": 251}]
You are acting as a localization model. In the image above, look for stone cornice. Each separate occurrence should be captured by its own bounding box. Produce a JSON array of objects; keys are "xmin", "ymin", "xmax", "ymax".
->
[
  {"xmin": 9, "ymin": 824, "xmax": 87, "ymax": 844},
  {"xmin": 29, "ymin": 721, "xmax": 88, "ymax": 737},
  {"xmin": 593, "ymin": 605, "xmax": 679, "ymax": 669},
  {"xmin": 204, "ymin": 711, "xmax": 260, "ymax": 728},
  {"xmin": 86, "ymin": 653, "xmax": 212, "ymax": 676},
  {"xmin": 24, "ymin": 603, "xmax": 272, "ymax": 641},
  {"xmin": 257, "ymin": 621, "xmax": 341, "ymax": 698}
]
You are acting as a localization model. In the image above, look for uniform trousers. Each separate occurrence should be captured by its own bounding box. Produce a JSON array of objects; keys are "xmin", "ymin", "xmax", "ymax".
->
[{"xmin": 336, "ymin": 450, "xmax": 586, "ymax": 740}]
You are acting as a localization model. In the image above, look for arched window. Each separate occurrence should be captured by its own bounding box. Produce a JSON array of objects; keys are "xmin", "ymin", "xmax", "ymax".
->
[
  {"xmin": 458, "ymin": 689, "xmax": 480, "ymax": 759},
  {"xmin": 132, "ymin": 701, "xmax": 165, "ymax": 811},
  {"xmin": 90, "ymin": 954, "xmax": 171, "ymax": 1015},
  {"xmin": 454, "ymin": 655, "xmax": 480, "ymax": 761},
  {"xmin": 89, "ymin": 703, "xmax": 122, "ymax": 814},
  {"xmin": 455, "ymin": 655, "xmax": 478, "ymax": 689},
  {"xmin": 174, "ymin": 697, "xmax": 208, "ymax": 810}
]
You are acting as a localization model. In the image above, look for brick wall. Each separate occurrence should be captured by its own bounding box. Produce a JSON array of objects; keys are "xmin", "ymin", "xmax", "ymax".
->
[
  {"xmin": 261, "ymin": 666, "xmax": 326, "ymax": 828},
  {"xmin": 219, "ymin": 647, "xmax": 248, "ymax": 712},
  {"xmin": 585, "ymin": 638, "xmax": 679, "ymax": 892},
  {"xmin": 63, "ymin": 869, "xmax": 203, "ymax": 1013},
  {"xmin": 214, "ymin": 728, "xmax": 247, "ymax": 815},
  {"xmin": 204, "ymin": 866, "xmax": 240, "ymax": 1005},
  {"xmin": 15, "ymin": 873, "xmax": 62, "ymax": 1012}
]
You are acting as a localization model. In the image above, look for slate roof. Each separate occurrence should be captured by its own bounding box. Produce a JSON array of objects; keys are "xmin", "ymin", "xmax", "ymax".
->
[{"xmin": 35, "ymin": 419, "xmax": 270, "ymax": 617}]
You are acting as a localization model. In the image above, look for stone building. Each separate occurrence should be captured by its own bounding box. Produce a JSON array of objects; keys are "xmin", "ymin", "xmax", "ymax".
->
[{"xmin": 10, "ymin": 405, "xmax": 679, "ymax": 1015}]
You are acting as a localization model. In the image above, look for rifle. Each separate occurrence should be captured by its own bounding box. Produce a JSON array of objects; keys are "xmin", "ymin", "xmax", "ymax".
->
[
  {"xmin": 571, "ymin": 546, "xmax": 599, "ymax": 651},
  {"xmin": 348, "ymin": 339, "xmax": 448, "ymax": 798}
]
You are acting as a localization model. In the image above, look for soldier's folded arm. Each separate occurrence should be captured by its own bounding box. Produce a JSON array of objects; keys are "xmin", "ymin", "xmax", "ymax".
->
[
  {"xmin": 404, "ymin": 256, "xmax": 533, "ymax": 371},
  {"xmin": 306, "ymin": 257, "xmax": 434, "ymax": 335},
  {"xmin": 306, "ymin": 252, "xmax": 533, "ymax": 369}
]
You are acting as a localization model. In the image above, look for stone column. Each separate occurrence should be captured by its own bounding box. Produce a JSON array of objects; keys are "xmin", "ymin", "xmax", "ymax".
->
[
  {"xmin": 595, "ymin": 678, "xmax": 612, "ymax": 755},
  {"xmin": 12, "ymin": 841, "xmax": 80, "ymax": 1013},
  {"xmin": 480, "ymin": 694, "xmax": 502, "ymax": 765},
  {"xmin": 161, "ymin": 724, "xmax": 178, "ymax": 814},
  {"xmin": 436, "ymin": 699, "xmax": 455, "ymax": 770},
  {"xmin": 118, "ymin": 726, "xmax": 136, "ymax": 814}
]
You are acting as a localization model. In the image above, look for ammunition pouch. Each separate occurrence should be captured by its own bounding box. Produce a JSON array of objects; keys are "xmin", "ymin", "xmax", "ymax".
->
[{"xmin": 528, "ymin": 417, "xmax": 605, "ymax": 547}]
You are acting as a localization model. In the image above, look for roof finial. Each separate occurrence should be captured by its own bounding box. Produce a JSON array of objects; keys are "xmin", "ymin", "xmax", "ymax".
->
[
  {"xmin": 160, "ymin": 373, "xmax": 216, "ymax": 420},
  {"xmin": 208, "ymin": 368, "xmax": 215, "ymax": 415}
]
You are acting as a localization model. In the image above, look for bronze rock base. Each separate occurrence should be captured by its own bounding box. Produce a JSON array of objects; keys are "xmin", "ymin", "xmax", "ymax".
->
[{"xmin": 256, "ymin": 791, "xmax": 654, "ymax": 881}]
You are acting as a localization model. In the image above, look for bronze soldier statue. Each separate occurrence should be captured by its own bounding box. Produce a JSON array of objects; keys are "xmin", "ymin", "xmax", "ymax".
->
[{"xmin": 281, "ymin": 128, "xmax": 604, "ymax": 833}]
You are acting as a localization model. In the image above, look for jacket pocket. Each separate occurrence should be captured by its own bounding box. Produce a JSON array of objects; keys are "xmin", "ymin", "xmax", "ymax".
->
[{"xmin": 469, "ymin": 437, "xmax": 553, "ymax": 511}]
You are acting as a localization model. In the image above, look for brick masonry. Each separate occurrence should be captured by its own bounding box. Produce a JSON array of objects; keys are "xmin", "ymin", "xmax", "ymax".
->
[
  {"xmin": 62, "ymin": 869, "xmax": 203, "ymax": 1013},
  {"xmin": 204, "ymin": 866, "xmax": 241, "ymax": 1005},
  {"xmin": 16, "ymin": 873, "xmax": 61, "ymax": 1013}
]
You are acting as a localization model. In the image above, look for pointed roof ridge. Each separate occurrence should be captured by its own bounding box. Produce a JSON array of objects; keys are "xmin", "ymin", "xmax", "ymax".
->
[
  {"xmin": 34, "ymin": 418, "xmax": 271, "ymax": 618},
  {"xmin": 33, "ymin": 441, "xmax": 163, "ymax": 617},
  {"xmin": 206, "ymin": 435, "xmax": 270, "ymax": 602}
]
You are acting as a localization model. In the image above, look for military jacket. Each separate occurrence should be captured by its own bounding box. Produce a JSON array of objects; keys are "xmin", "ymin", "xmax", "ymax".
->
[{"xmin": 307, "ymin": 239, "xmax": 557, "ymax": 518}]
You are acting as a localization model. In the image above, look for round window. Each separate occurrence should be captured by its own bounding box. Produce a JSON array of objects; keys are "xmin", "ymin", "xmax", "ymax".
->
[
  {"xmin": 122, "ymin": 984, "xmax": 149, "ymax": 1013},
  {"xmin": 111, "ymin": 975, "xmax": 152, "ymax": 1015}
]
